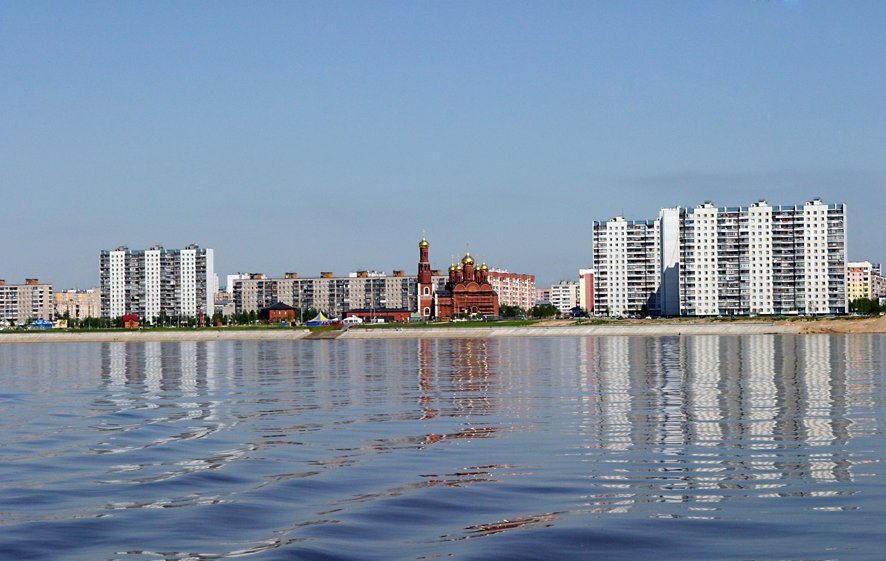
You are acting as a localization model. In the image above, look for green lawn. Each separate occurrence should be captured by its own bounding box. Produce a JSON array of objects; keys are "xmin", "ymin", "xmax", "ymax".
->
[
  {"xmin": 0, "ymin": 324, "xmax": 307, "ymax": 334},
  {"xmin": 354, "ymin": 320, "xmax": 538, "ymax": 329}
]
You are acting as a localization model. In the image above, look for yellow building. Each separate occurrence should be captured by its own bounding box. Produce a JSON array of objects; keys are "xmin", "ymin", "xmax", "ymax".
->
[
  {"xmin": 847, "ymin": 262, "xmax": 881, "ymax": 301},
  {"xmin": 55, "ymin": 289, "xmax": 101, "ymax": 320}
]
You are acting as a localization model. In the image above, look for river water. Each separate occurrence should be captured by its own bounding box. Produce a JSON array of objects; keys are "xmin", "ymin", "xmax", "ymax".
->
[{"xmin": 0, "ymin": 335, "xmax": 884, "ymax": 560}]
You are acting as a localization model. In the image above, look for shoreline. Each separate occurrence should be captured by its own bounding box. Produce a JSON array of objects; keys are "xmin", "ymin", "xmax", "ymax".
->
[
  {"xmin": 341, "ymin": 322, "xmax": 801, "ymax": 339},
  {"xmin": 1, "ymin": 316, "xmax": 882, "ymax": 343}
]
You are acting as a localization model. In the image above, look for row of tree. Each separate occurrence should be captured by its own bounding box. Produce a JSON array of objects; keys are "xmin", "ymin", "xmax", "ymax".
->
[
  {"xmin": 54, "ymin": 308, "xmax": 330, "ymax": 329},
  {"xmin": 849, "ymin": 298, "xmax": 883, "ymax": 315},
  {"xmin": 220, "ymin": 308, "xmax": 321, "ymax": 326},
  {"xmin": 499, "ymin": 303, "xmax": 562, "ymax": 319}
]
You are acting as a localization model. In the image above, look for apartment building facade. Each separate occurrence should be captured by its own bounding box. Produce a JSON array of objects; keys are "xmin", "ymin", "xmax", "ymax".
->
[
  {"xmin": 549, "ymin": 280, "xmax": 580, "ymax": 314},
  {"xmin": 100, "ymin": 244, "xmax": 215, "ymax": 321},
  {"xmin": 594, "ymin": 199, "xmax": 848, "ymax": 317},
  {"xmin": 847, "ymin": 261, "xmax": 880, "ymax": 301},
  {"xmin": 0, "ymin": 279, "xmax": 54, "ymax": 325},
  {"xmin": 233, "ymin": 271, "xmax": 447, "ymax": 316},
  {"xmin": 578, "ymin": 269, "xmax": 595, "ymax": 313},
  {"xmin": 55, "ymin": 288, "xmax": 101, "ymax": 320},
  {"xmin": 592, "ymin": 216, "xmax": 662, "ymax": 316},
  {"xmin": 487, "ymin": 269, "xmax": 536, "ymax": 309},
  {"xmin": 874, "ymin": 271, "xmax": 886, "ymax": 300}
]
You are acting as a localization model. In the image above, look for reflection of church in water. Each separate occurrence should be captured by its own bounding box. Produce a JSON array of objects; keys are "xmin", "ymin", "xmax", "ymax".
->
[
  {"xmin": 416, "ymin": 337, "xmax": 504, "ymax": 446},
  {"xmin": 86, "ymin": 334, "xmax": 884, "ymax": 513}
]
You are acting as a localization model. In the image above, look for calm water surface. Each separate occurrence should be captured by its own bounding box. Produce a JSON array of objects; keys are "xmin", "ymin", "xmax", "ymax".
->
[{"xmin": 0, "ymin": 335, "xmax": 884, "ymax": 560}]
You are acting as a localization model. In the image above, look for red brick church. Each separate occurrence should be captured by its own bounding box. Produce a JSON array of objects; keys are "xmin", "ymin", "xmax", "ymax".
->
[{"xmin": 417, "ymin": 238, "xmax": 499, "ymax": 320}]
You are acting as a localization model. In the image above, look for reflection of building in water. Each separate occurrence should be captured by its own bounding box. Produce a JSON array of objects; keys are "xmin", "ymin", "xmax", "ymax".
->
[
  {"xmin": 99, "ymin": 342, "xmax": 219, "ymax": 422},
  {"xmin": 845, "ymin": 334, "xmax": 881, "ymax": 438},
  {"xmin": 415, "ymin": 338, "xmax": 499, "ymax": 446},
  {"xmin": 418, "ymin": 339, "xmax": 437, "ymax": 420},
  {"xmin": 595, "ymin": 337, "xmax": 632, "ymax": 451},
  {"xmin": 578, "ymin": 334, "xmax": 860, "ymax": 511}
]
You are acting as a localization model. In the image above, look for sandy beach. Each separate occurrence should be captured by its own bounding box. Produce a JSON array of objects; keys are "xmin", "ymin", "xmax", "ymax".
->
[{"xmin": 1, "ymin": 316, "xmax": 882, "ymax": 343}]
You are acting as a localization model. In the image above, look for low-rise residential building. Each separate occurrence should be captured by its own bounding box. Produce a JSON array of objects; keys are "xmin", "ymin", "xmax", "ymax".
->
[
  {"xmin": 549, "ymin": 280, "xmax": 580, "ymax": 314},
  {"xmin": 535, "ymin": 287, "xmax": 551, "ymax": 304},
  {"xmin": 848, "ymin": 261, "xmax": 880, "ymax": 301},
  {"xmin": 260, "ymin": 302, "xmax": 297, "ymax": 323},
  {"xmin": 55, "ymin": 288, "xmax": 101, "ymax": 320},
  {"xmin": 0, "ymin": 278, "xmax": 54, "ymax": 325},
  {"xmin": 213, "ymin": 290, "xmax": 236, "ymax": 318},
  {"xmin": 344, "ymin": 308, "xmax": 413, "ymax": 323},
  {"xmin": 487, "ymin": 269, "xmax": 536, "ymax": 309}
]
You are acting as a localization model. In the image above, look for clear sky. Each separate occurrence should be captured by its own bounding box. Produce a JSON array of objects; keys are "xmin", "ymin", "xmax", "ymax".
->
[{"xmin": 1, "ymin": 1, "xmax": 884, "ymax": 288}]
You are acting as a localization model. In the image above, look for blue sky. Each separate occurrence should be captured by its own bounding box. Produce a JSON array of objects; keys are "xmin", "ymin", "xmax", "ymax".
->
[{"xmin": 1, "ymin": 1, "xmax": 884, "ymax": 287}]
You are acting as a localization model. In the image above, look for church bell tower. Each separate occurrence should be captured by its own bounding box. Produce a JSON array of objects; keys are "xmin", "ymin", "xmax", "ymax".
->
[{"xmin": 417, "ymin": 238, "xmax": 434, "ymax": 319}]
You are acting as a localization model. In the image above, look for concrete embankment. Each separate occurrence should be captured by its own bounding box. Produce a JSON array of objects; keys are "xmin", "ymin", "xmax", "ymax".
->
[
  {"xmin": 340, "ymin": 322, "xmax": 803, "ymax": 340},
  {"xmin": 0, "ymin": 329, "xmax": 312, "ymax": 344},
  {"xmin": 3, "ymin": 318, "xmax": 882, "ymax": 344}
]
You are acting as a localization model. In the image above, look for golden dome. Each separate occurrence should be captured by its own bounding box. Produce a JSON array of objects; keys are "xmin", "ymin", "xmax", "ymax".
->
[
  {"xmin": 449, "ymin": 263, "xmax": 458, "ymax": 272},
  {"xmin": 419, "ymin": 238, "xmax": 429, "ymax": 249},
  {"xmin": 455, "ymin": 263, "xmax": 463, "ymax": 271},
  {"xmin": 479, "ymin": 263, "xmax": 489, "ymax": 271},
  {"xmin": 461, "ymin": 252, "xmax": 474, "ymax": 266}
]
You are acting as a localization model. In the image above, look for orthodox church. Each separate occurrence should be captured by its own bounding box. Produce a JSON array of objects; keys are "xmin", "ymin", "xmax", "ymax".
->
[{"xmin": 417, "ymin": 238, "xmax": 499, "ymax": 320}]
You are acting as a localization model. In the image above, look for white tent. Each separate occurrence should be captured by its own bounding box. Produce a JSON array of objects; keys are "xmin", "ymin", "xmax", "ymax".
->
[{"xmin": 342, "ymin": 315, "xmax": 363, "ymax": 326}]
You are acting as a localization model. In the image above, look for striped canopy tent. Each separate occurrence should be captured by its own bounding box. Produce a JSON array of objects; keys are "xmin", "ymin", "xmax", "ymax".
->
[{"xmin": 306, "ymin": 312, "xmax": 331, "ymax": 327}]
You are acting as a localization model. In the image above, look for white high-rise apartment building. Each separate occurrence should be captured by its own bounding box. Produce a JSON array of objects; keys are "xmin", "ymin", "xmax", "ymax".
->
[
  {"xmin": 683, "ymin": 203, "xmax": 720, "ymax": 316},
  {"xmin": 594, "ymin": 199, "xmax": 847, "ymax": 317},
  {"xmin": 100, "ymin": 244, "xmax": 215, "ymax": 321},
  {"xmin": 801, "ymin": 199, "xmax": 835, "ymax": 314},
  {"xmin": 747, "ymin": 202, "xmax": 774, "ymax": 314},
  {"xmin": 592, "ymin": 216, "xmax": 661, "ymax": 316}
]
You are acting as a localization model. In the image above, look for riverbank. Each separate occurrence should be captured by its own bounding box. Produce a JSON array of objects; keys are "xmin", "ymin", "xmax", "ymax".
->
[
  {"xmin": 342, "ymin": 322, "xmax": 802, "ymax": 339},
  {"xmin": 1, "ymin": 316, "xmax": 882, "ymax": 343}
]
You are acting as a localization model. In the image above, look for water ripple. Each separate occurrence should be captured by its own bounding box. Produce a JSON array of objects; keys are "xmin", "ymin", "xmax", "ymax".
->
[{"xmin": 0, "ymin": 335, "xmax": 883, "ymax": 561}]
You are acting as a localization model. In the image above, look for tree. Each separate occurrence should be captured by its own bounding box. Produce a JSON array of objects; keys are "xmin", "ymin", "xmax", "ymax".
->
[
  {"xmin": 299, "ymin": 308, "xmax": 318, "ymax": 324},
  {"xmin": 529, "ymin": 303, "xmax": 558, "ymax": 319},
  {"xmin": 850, "ymin": 298, "xmax": 881, "ymax": 315},
  {"xmin": 499, "ymin": 305, "xmax": 525, "ymax": 319}
]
